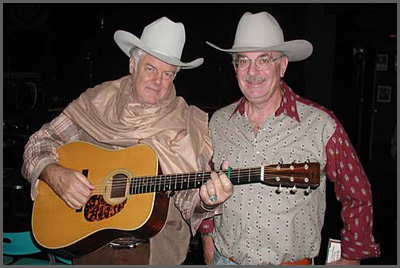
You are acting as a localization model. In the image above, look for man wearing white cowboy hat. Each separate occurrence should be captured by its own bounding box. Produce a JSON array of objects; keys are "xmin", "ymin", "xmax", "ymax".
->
[
  {"xmin": 22, "ymin": 16, "xmax": 233, "ymax": 265},
  {"xmin": 201, "ymin": 11, "xmax": 380, "ymax": 265}
]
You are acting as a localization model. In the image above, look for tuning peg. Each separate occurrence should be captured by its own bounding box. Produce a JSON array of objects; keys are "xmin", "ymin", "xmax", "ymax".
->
[
  {"xmin": 290, "ymin": 185, "xmax": 297, "ymax": 194},
  {"xmin": 305, "ymin": 186, "xmax": 311, "ymax": 195},
  {"xmin": 275, "ymin": 184, "xmax": 283, "ymax": 194}
]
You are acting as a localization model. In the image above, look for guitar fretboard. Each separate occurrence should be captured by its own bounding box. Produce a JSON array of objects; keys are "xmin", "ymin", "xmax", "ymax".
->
[{"xmin": 129, "ymin": 167, "xmax": 262, "ymax": 195}]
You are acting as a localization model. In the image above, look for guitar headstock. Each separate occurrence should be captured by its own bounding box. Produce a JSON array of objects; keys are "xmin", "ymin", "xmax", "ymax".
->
[{"xmin": 262, "ymin": 162, "xmax": 320, "ymax": 192}]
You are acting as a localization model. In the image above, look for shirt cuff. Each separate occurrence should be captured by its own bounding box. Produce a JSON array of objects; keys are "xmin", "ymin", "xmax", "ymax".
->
[
  {"xmin": 189, "ymin": 194, "xmax": 222, "ymax": 235},
  {"xmin": 29, "ymin": 158, "xmax": 58, "ymax": 200},
  {"xmin": 341, "ymin": 234, "xmax": 381, "ymax": 260}
]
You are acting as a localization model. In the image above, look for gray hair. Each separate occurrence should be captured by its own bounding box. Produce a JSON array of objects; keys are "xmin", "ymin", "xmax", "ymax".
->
[{"xmin": 130, "ymin": 48, "xmax": 181, "ymax": 74}]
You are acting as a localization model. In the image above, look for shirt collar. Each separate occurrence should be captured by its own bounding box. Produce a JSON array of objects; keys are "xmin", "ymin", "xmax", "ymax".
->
[{"xmin": 230, "ymin": 80, "xmax": 300, "ymax": 122}]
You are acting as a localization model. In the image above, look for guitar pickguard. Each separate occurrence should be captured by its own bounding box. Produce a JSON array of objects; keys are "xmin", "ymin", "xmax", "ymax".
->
[{"xmin": 84, "ymin": 195, "xmax": 127, "ymax": 222}]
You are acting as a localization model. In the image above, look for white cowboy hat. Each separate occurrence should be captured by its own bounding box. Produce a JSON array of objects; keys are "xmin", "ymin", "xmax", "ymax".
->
[
  {"xmin": 206, "ymin": 11, "xmax": 313, "ymax": 62},
  {"xmin": 114, "ymin": 17, "xmax": 203, "ymax": 69}
]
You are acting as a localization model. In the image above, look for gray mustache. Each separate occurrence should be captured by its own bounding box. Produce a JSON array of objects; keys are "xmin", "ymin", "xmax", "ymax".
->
[{"xmin": 245, "ymin": 76, "xmax": 265, "ymax": 83}]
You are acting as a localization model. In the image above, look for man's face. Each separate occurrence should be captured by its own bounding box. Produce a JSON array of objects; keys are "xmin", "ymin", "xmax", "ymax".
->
[
  {"xmin": 130, "ymin": 54, "xmax": 177, "ymax": 105},
  {"xmin": 234, "ymin": 51, "xmax": 288, "ymax": 105}
]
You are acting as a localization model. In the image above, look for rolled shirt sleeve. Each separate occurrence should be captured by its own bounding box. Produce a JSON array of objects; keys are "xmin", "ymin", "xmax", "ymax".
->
[{"xmin": 22, "ymin": 113, "xmax": 81, "ymax": 199}]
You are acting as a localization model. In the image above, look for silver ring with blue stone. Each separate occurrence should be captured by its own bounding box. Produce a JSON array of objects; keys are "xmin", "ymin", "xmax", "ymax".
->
[{"xmin": 209, "ymin": 195, "xmax": 217, "ymax": 203}]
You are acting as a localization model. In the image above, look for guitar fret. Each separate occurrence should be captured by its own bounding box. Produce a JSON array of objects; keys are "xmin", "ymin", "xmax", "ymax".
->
[
  {"xmin": 188, "ymin": 173, "xmax": 193, "ymax": 189},
  {"xmin": 196, "ymin": 173, "xmax": 202, "ymax": 188},
  {"xmin": 179, "ymin": 174, "xmax": 183, "ymax": 190},
  {"xmin": 173, "ymin": 174, "xmax": 177, "ymax": 190},
  {"xmin": 149, "ymin": 176, "xmax": 153, "ymax": 192},
  {"xmin": 163, "ymin": 175, "xmax": 167, "ymax": 191},
  {"xmin": 149, "ymin": 176, "xmax": 155, "ymax": 193}
]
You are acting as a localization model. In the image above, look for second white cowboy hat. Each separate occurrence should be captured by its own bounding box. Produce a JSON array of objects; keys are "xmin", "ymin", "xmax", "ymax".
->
[
  {"xmin": 114, "ymin": 17, "xmax": 203, "ymax": 69},
  {"xmin": 206, "ymin": 11, "xmax": 313, "ymax": 62}
]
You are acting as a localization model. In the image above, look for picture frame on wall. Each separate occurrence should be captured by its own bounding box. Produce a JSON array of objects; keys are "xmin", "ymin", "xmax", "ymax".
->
[
  {"xmin": 376, "ymin": 53, "xmax": 389, "ymax": 71},
  {"xmin": 376, "ymin": 85, "xmax": 392, "ymax": 103}
]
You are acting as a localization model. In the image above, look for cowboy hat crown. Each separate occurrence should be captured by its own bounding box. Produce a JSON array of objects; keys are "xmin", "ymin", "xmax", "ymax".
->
[
  {"xmin": 115, "ymin": 17, "xmax": 203, "ymax": 69},
  {"xmin": 206, "ymin": 11, "xmax": 313, "ymax": 62}
]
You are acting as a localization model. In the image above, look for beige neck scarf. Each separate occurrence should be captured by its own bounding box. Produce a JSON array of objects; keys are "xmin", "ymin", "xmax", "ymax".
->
[{"xmin": 63, "ymin": 75, "xmax": 212, "ymax": 174}]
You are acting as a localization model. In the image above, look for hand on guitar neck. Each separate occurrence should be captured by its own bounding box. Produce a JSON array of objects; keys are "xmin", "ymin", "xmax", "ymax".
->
[
  {"xmin": 198, "ymin": 160, "xmax": 233, "ymax": 212},
  {"xmin": 40, "ymin": 163, "xmax": 95, "ymax": 209}
]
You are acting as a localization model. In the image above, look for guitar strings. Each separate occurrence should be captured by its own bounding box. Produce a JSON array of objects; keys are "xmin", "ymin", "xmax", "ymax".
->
[
  {"xmin": 86, "ymin": 171, "xmax": 313, "ymax": 194},
  {"xmin": 39, "ymin": 169, "xmax": 314, "ymax": 196},
  {"xmin": 86, "ymin": 167, "xmax": 311, "ymax": 189},
  {"xmin": 87, "ymin": 176, "xmax": 312, "ymax": 195},
  {"xmin": 86, "ymin": 166, "xmax": 309, "ymax": 187}
]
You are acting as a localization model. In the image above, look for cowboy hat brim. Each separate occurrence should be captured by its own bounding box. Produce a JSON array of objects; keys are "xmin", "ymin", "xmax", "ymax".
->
[
  {"xmin": 115, "ymin": 31, "xmax": 203, "ymax": 69},
  {"xmin": 206, "ymin": 40, "xmax": 313, "ymax": 62}
]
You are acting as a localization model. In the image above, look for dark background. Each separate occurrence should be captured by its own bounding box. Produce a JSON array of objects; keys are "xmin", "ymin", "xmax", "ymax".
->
[{"xmin": 3, "ymin": 3, "xmax": 397, "ymax": 265}]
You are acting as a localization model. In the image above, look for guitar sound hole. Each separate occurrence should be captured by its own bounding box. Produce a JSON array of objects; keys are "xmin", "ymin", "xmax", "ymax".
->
[{"xmin": 111, "ymin": 173, "xmax": 128, "ymax": 198}]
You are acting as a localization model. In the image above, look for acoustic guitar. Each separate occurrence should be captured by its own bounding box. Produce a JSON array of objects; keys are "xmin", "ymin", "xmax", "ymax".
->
[{"xmin": 32, "ymin": 141, "xmax": 320, "ymax": 257}]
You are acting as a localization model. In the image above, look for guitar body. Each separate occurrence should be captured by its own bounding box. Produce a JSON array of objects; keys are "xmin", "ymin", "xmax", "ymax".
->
[{"xmin": 32, "ymin": 142, "xmax": 169, "ymax": 257}]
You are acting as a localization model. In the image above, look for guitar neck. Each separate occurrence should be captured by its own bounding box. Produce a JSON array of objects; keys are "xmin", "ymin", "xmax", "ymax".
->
[
  {"xmin": 129, "ymin": 167, "xmax": 260, "ymax": 195},
  {"xmin": 129, "ymin": 162, "xmax": 320, "ymax": 195}
]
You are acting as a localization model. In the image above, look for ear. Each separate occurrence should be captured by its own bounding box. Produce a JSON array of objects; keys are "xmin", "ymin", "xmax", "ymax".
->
[
  {"xmin": 233, "ymin": 62, "xmax": 239, "ymax": 74},
  {"xmin": 280, "ymin": 56, "xmax": 289, "ymax": 78},
  {"xmin": 129, "ymin": 57, "xmax": 135, "ymax": 74}
]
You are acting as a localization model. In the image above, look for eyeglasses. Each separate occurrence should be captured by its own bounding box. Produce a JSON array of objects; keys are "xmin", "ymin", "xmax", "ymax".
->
[{"xmin": 234, "ymin": 54, "xmax": 285, "ymax": 71}]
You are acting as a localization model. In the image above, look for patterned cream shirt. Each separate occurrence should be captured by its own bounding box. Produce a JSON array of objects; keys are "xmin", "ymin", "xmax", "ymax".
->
[{"xmin": 209, "ymin": 81, "xmax": 380, "ymax": 265}]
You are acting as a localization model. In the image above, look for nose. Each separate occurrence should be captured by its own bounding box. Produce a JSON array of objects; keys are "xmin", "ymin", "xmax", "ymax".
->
[
  {"xmin": 247, "ymin": 60, "xmax": 259, "ymax": 75},
  {"xmin": 154, "ymin": 72, "xmax": 162, "ymax": 85}
]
